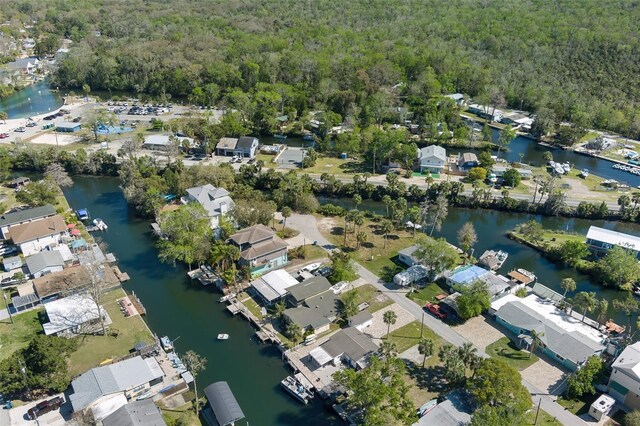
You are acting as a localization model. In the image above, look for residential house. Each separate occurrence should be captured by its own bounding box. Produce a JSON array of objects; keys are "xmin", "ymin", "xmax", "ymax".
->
[
  {"xmin": 26, "ymin": 250, "xmax": 65, "ymax": 278},
  {"xmin": 228, "ymin": 224, "xmax": 288, "ymax": 277},
  {"xmin": 457, "ymin": 153, "xmax": 479, "ymax": 171},
  {"xmin": 250, "ymin": 270, "xmax": 299, "ymax": 305},
  {"xmin": 444, "ymin": 265, "xmax": 511, "ymax": 299},
  {"xmin": 2, "ymin": 57, "xmax": 40, "ymax": 79},
  {"xmin": 183, "ymin": 184, "xmax": 234, "ymax": 232},
  {"xmin": 286, "ymin": 276, "xmax": 333, "ymax": 307},
  {"xmin": 308, "ymin": 327, "xmax": 378, "ymax": 370},
  {"xmin": 414, "ymin": 390, "xmax": 472, "ymax": 426},
  {"xmin": 283, "ymin": 276, "xmax": 338, "ymax": 335},
  {"xmin": 142, "ymin": 134, "xmax": 195, "ymax": 151},
  {"xmin": 348, "ymin": 310, "xmax": 373, "ymax": 332},
  {"xmin": 468, "ymin": 103, "xmax": 504, "ymax": 122},
  {"xmin": 203, "ymin": 381, "xmax": 245, "ymax": 426},
  {"xmin": 398, "ymin": 245, "xmax": 419, "ymax": 267},
  {"xmin": 0, "ymin": 204, "xmax": 56, "ymax": 239},
  {"xmin": 33, "ymin": 266, "xmax": 119, "ymax": 300},
  {"xmin": 608, "ymin": 342, "xmax": 640, "ymax": 409},
  {"xmin": 491, "ymin": 165, "xmax": 533, "ymax": 180},
  {"xmin": 6, "ymin": 176, "xmax": 31, "ymax": 188},
  {"xmin": 102, "ymin": 400, "xmax": 166, "ymax": 426},
  {"xmin": 7, "ymin": 214, "xmax": 67, "ymax": 256},
  {"xmin": 491, "ymin": 293, "xmax": 607, "ymax": 371},
  {"xmin": 501, "ymin": 112, "xmax": 534, "ymax": 132},
  {"xmin": 586, "ymin": 226, "xmax": 640, "ymax": 259},
  {"xmin": 236, "ymin": 137, "xmax": 259, "ymax": 158},
  {"xmin": 418, "ymin": 145, "xmax": 447, "ymax": 174},
  {"xmin": 42, "ymin": 293, "xmax": 111, "ymax": 336},
  {"xmin": 69, "ymin": 356, "xmax": 164, "ymax": 412},
  {"xmin": 283, "ymin": 306, "xmax": 332, "ymax": 335},
  {"xmin": 216, "ymin": 137, "xmax": 239, "ymax": 156},
  {"xmin": 2, "ymin": 255, "xmax": 22, "ymax": 272},
  {"xmin": 443, "ymin": 93, "xmax": 465, "ymax": 105}
]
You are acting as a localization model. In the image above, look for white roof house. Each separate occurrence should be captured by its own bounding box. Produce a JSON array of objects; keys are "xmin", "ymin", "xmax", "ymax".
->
[
  {"xmin": 250, "ymin": 270, "xmax": 299, "ymax": 304},
  {"xmin": 183, "ymin": 184, "xmax": 234, "ymax": 231},
  {"xmin": 142, "ymin": 134, "xmax": 194, "ymax": 150},
  {"xmin": 42, "ymin": 294, "xmax": 110, "ymax": 336},
  {"xmin": 608, "ymin": 342, "xmax": 640, "ymax": 408},
  {"xmin": 418, "ymin": 145, "xmax": 447, "ymax": 173},
  {"xmin": 586, "ymin": 226, "xmax": 640, "ymax": 258}
]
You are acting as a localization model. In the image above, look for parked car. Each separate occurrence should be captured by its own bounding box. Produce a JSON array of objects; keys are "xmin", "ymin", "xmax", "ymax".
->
[
  {"xmin": 314, "ymin": 265, "xmax": 332, "ymax": 277},
  {"xmin": 27, "ymin": 396, "xmax": 64, "ymax": 420},
  {"xmin": 332, "ymin": 281, "xmax": 349, "ymax": 294},
  {"xmin": 14, "ymin": 127, "xmax": 25, "ymax": 133},
  {"xmin": 424, "ymin": 303, "xmax": 446, "ymax": 320},
  {"xmin": 26, "ymin": 122, "xmax": 37, "ymax": 127},
  {"xmin": 0, "ymin": 133, "xmax": 9, "ymax": 139},
  {"xmin": 72, "ymin": 117, "xmax": 82, "ymax": 122}
]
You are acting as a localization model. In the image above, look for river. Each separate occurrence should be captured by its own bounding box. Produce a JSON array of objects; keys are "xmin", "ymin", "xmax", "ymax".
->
[
  {"xmin": 0, "ymin": 81, "xmax": 64, "ymax": 119},
  {"xmin": 62, "ymin": 176, "xmax": 340, "ymax": 426}
]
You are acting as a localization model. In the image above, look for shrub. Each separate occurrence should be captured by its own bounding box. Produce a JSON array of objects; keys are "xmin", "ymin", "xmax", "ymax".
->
[{"xmin": 317, "ymin": 203, "xmax": 347, "ymax": 216}]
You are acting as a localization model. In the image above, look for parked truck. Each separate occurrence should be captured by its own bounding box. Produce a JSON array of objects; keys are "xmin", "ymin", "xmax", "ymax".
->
[{"xmin": 393, "ymin": 265, "xmax": 430, "ymax": 286}]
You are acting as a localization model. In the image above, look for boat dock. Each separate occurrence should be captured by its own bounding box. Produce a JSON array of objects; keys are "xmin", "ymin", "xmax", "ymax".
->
[
  {"xmin": 130, "ymin": 291, "xmax": 146, "ymax": 315},
  {"xmin": 187, "ymin": 267, "xmax": 220, "ymax": 286},
  {"xmin": 114, "ymin": 266, "xmax": 130, "ymax": 282},
  {"xmin": 86, "ymin": 225, "xmax": 100, "ymax": 232},
  {"xmin": 224, "ymin": 298, "xmax": 283, "ymax": 346}
]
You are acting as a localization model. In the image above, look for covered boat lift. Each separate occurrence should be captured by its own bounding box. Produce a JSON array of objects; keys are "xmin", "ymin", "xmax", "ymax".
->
[{"xmin": 203, "ymin": 381, "xmax": 245, "ymax": 426}]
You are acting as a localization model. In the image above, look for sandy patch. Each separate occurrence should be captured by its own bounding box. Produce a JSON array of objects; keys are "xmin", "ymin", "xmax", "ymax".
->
[
  {"xmin": 29, "ymin": 133, "xmax": 79, "ymax": 146},
  {"xmin": 367, "ymin": 303, "xmax": 414, "ymax": 341},
  {"xmin": 520, "ymin": 355, "xmax": 568, "ymax": 395},
  {"xmin": 452, "ymin": 315, "xmax": 504, "ymax": 351},
  {"xmin": 317, "ymin": 216, "xmax": 339, "ymax": 234}
]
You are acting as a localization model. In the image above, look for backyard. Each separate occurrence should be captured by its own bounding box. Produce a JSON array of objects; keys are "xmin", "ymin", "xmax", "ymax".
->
[
  {"xmin": 342, "ymin": 283, "xmax": 393, "ymax": 313},
  {"xmin": 406, "ymin": 282, "xmax": 448, "ymax": 307},
  {"xmin": 0, "ymin": 308, "xmax": 43, "ymax": 362},
  {"xmin": 486, "ymin": 337, "xmax": 539, "ymax": 371}
]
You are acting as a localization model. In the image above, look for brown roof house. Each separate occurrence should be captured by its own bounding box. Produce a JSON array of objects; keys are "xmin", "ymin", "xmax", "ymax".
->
[
  {"xmin": 7, "ymin": 215, "xmax": 67, "ymax": 256},
  {"xmin": 228, "ymin": 224, "xmax": 288, "ymax": 278},
  {"xmin": 34, "ymin": 265, "xmax": 119, "ymax": 301}
]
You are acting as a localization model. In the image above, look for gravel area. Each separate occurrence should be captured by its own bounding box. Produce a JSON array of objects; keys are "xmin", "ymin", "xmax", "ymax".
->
[
  {"xmin": 452, "ymin": 315, "xmax": 504, "ymax": 351},
  {"xmin": 368, "ymin": 302, "xmax": 414, "ymax": 341},
  {"xmin": 521, "ymin": 354, "xmax": 568, "ymax": 395}
]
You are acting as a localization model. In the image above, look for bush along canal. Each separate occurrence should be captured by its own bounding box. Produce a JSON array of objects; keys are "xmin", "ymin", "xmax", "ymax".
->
[{"xmin": 63, "ymin": 176, "xmax": 341, "ymax": 426}]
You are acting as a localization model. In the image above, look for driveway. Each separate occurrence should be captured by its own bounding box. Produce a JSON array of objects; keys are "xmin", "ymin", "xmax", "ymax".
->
[
  {"xmin": 453, "ymin": 315, "xmax": 506, "ymax": 351},
  {"xmin": 8, "ymin": 393, "xmax": 72, "ymax": 426},
  {"xmin": 521, "ymin": 354, "xmax": 569, "ymax": 396}
]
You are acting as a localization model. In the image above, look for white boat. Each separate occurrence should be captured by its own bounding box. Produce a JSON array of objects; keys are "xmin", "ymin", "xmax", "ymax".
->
[
  {"xmin": 93, "ymin": 218, "xmax": 108, "ymax": 230},
  {"xmin": 160, "ymin": 336, "xmax": 173, "ymax": 352},
  {"xmin": 301, "ymin": 262, "xmax": 321, "ymax": 273},
  {"xmin": 554, "ymin": 164, "xmax": 565, "ymax": 175},
  {"xmin": 219, "ymin": 293, "xmax": 236, "ymax": 303},
  {"xmin": 217, "ymin": 334, "xmax": 229, "ymax": 340},
  {"xmin": 580, "ymin": 169, "xmax": 589, "ymax": 178},
  {"xmin": 281, "ymin": 376, "xmax": 314, "ymax": 404},
  {"xmin": 562, "ymin": 163, "xmax": 571, "ymax": 173}
]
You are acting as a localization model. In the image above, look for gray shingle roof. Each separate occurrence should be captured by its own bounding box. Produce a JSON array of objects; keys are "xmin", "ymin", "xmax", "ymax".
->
[
  {"xmin": 305, "ymin": 290, "xmax": 339, "ymax": 320},
  {"xmin": 284, "ymin": 306, "xmax": 331, "ymax": 330},
  {"xmin": 26, "ymin": 250, "xmax": 65, "ymax": 275},
  {"xmin": 496, "ymin": 301, "xmax": 605, "ymax": 365},
  {"xmin": 419, "ymin": 145, "xmax": 447, "ymax": 162},
  {"xmin": 236, "ymin": 136, "xmax": 258, "ymax": 150},
  {"xmin": 321, "ymin": 327, "xmax": 378, "ymax": 363},
  {"xmin": 0, "ymin": 205, "xmax": 56, "ymax": 228},
  {"xmin": 103, "ymin": 400, "xmax": 166, "ymax": 426},
  {"xmin": 186, "ymin": 184, "xmax": 234, "ymax": 218},
  {"xmin": 287, "ymin": 276, "xmax": 332, "ymax": 304},
  {"xmin": 204, "ymin": 381, "xmax": 245, "ymax": 426}
]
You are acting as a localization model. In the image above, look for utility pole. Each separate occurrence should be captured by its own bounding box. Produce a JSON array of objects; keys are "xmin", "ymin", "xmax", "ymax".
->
[
  {"xmin": 19, "ymin": 360, "xmax": 39, "ymax": 426},
  {"xmin": 533, "ymin": 398, "xmax": 541, "ymax": 425},
  {"xmin": 3, "ymin": 292, "xmax": 13, "ymax": 324},
  {"xmin": 420, "ymin": 311, "xmax": 424, "ymax": 339}
]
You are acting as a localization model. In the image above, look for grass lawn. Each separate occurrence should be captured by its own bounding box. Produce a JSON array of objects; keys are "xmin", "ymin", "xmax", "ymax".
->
[
  {"xmin": 407, "ymin": 283, "xmax": 448, "ymax": 307},
  {"xmin": 343, "ymin": 283, "xmax": 393, "ymax": 313},
  {"xmin": 161, "ymin": 401, "xmax": 202, "ymax": 426},
  {"xmin": 255, "ymin": 153, "xmax": 279, "ymax": 168},
  {"xmin": 300, "ymin": 156, "xmax": 357, "ymax": 175},
  {"xmin": 319, "ymin": 214, "xmax": 417, "ymax": 278},
  {"xmin": 240, "ymin": 295, "xmax": 264, "ymax": 320},
  {"xmin": 67, "ymin": 288, "xmax": 154, "ymax": 376},
  {"xmin": 485, "ymin": 337, "xmax": 539, "ymax": 371},
  {"xmin": 387, "ymin": 320, "xmax": 436, "ymax": 353},
  {"xmin": 522, "ymin": 409, "xmax": 562, "ymax": 425},
  {"xmin": 0, "ymin": 308, "xmax": 44, "ymax": 361},
  {"xmin": 556, "ymin": 393, "xmax": 598, "ymax": 416}
]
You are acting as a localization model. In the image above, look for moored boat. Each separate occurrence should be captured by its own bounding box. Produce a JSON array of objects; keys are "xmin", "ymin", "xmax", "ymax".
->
[
  {"xmin": 217, "ymin": 333, "xmax": 229, "ymax": 340},
  {"xmin": 281, "ymin": 375, "xmax": 314, "ymax": 404},
  {"xmin": 75, "ymin": 208, "xmax": 90, "ymax": 221},
  {"xmin": 580, "ymin": 169, "xmax": 589, "ymax": 178},
  {"xmin": 160, "ymin": 336, "xmax": 174, "ymax": 352},
  {"xmin": 93, "ymin": 218, "xmax": 108, "ymax": 230}
]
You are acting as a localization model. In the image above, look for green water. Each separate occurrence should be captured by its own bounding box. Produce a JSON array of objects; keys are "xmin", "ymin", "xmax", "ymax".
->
[
  {"xmin": 0, "ymin": 81, "xmax": 64, "ymax": 119},
  {"xmin": 63, "ymin": 176, "xmax": 340, "ymax": 426}
]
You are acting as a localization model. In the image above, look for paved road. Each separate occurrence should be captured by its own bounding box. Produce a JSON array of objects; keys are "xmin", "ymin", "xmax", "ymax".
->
[{"xmin": 287, "ymin": 213, "xmax": 586, "ymax": 426}]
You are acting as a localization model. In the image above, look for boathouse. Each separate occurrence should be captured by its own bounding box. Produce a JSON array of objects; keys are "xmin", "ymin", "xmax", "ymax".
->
[
  {"xmin": 586, "ymin": 226, "xmax": 640, "ymax": 259},
  {"xmin": 203, "ymin": 381, "xmax": 245, "ymax": 426}
]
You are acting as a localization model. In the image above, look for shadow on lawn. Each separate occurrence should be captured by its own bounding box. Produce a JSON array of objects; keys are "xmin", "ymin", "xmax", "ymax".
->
[{"xmin": 404, "ymin": 360, "xmax": 450, "ymax": 394}]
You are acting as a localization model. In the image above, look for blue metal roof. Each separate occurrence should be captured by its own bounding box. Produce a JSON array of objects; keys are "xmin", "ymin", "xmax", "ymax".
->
[{"xmin": 450, "ymin": 265, "xmax": 489, "ymax": 284}]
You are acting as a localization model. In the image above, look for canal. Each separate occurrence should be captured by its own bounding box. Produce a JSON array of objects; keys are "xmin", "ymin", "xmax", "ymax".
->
[
  {"xmin": 63, "ymin": 176, "xmax": 341, "ymax": 426},
  {"xmin": 0, "ymin": 81, "xmax": 64, "ymax": 119}
]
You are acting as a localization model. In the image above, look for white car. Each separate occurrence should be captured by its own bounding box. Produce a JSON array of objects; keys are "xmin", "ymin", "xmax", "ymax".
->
[
  {"xmin": 301, "ymin": 262, "xmax": 321, "ymax": 273},
  {"xmin": 332, "ymin": 281, "xmax": 349, "ymax": 294}
]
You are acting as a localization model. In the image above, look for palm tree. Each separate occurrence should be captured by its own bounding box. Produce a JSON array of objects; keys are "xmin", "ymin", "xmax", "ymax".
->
[
  {"xmin": 183, "ymin": 351, "xmax": 207, "ymax": 417},
  {"xmin": 380, "ymin": 219, "xmax": 393, "ymax": 249},
  {"xmin": 281, "ymin": 206, "xmax": 292, "ymax": 228},
  {"xmin": 560, "ymin": 278, "xmax": 576, "ymax": 299},
  {"xmin": 353, "ymin": 194, "xmax": 362, "ymax": 210},
  {"xmin": 574, "ymin": 291, "xmax": 597, "ymax": 322},
  {"xmin": 457, "ymin": 342, "xmax": 477, "ymax": 367},
  {"xmin": 273, "ymin": 300, "xmax": 287, "ymax": 322},
  {"xmin": 383, "ymin": 310, "xmax": 397, "ymax": 339},
  {"xmin": 529, "ymin": 329, "xmax": 545, "ymax": 359},
  {"xmin": 353, "ymin": 211, "xmax": 365, "ymax": 236},
  {"xmin": 418, "ymin": 338, "xmax": 434, "ymax": 367},
  {"xmin": 286, "ymin": 322, "xmax": 303, "ymax": 346},
  {"xmin": 596, "ymin": 299, "xmax": 609, "ymax": 326},
  {"xmin": 382, "ymin": 195, "xmax": 392, "ymax": 218},
  {"xmin": 356, "ymin": 231, "xmax": 367, "ymax": 250},
  {"xmin": 425, "ymin": 176, "xmax": 434, "ymax": 191}
]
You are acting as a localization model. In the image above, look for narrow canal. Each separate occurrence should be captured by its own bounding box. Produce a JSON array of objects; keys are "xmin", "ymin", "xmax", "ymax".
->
[
  {"xmin": 63, "ymin": 176, "xmax": 341, "ymax": 426},
  {"xmin": 0, "ymin": 81, "xmax": 64, "ymax": 119}
]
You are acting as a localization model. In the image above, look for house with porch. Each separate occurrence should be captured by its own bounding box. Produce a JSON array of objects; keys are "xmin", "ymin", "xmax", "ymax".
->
[
  {"xmin": 7, "ymin": 214, "xmax": 67, "ymax": 256},
  {"xmin": 308, "ymin": 327, "xmax": 378, "ymax": 370},
  {"xmin": 228, "ymin": 224, "xmax": 288, "ymax": 277},
  {"xmin": 586, "ymin": 226, "xmax": 640, "ymax": 259},
  {"xmin": 183, "ymin": 184, "xmax": 234, "ymax": 232},
  {"xmin": 418, "ymin": 145, "xmax": 447, "ymax": 174},
  {"xmin": 608, "ymin": 342, "xmax": 640, "ymax": 409},
  {"xmin": 0, "ymin": 204, "xmax": 56, "ymax": 239}
]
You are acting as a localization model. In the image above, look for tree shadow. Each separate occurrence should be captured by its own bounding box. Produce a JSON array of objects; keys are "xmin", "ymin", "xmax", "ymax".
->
[
  {"xmin": 380, "ymin": 264, "xmax": 403, "ymax": 282},
  {"xmin": 339, "ymin": 160, "xmax": 369, "ymax": 174},
  {"xmin": 330, "ymin": 226, "xmax": 345, "ymax": 236},
  {"xmin": 404, "ymin": 359, "xmax": 450, "ymax": 394}
]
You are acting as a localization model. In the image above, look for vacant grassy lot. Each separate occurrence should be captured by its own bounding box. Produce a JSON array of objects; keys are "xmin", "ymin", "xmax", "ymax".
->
[
  {"xmin": 388, "ymin": 320, "xmax": 435, "ymax": 353},
  {"xmin": 0, "ymin": 308, "xmax": 43, "ymax": 361},
  {"xmin": 485, "ymin": 337, "xmax": 539, "ymax": 371},
  {"xmin": 407, "ymin": 283, "xmax": 448, "ymax": 307},
  {"xmin": 342, "ymin": 283, "xmax": 393, "ymax": 313},
  {"xmin": 67, "ymin": 288, "xmax": 154, "ymax": 375}
]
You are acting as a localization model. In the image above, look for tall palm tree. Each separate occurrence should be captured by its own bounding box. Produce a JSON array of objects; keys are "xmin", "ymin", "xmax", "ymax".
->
[
  {"xmin": 356, "ymin": 231, "xmax": 367, "ymax": 249},
  {"xmin": 380, "ymin": 220, "xmax": 393, "ymax": 249},
  {"xmin": 418, "ymin": 338, "xmax": 434, "ymax": 367},
  {"xmin": 457, "ymin": 342, "xmax": 477, "ymax": 367},
  {"xmin": 596, "ymin": 299, "xmax": 609, "ymax": 326},
  {"xmin": 383, "ymin": 310, "xmax": 397, "ymax": 339},
  {"xmin": 560, "ymin": 278, "xmax": 576, "ymax": 299},
  {"xmin": 529, "ymin": 329, "xmax": 545, "ymax": 359},
  {"xmin": 574, "ymin": 291, "xmax": 597, "ymax": 322}
]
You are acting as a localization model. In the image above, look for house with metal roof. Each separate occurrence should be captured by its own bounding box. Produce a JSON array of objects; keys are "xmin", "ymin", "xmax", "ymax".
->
[
  {"xmin": 586, "ymin": 226, "xmax": 640, "ymax": 259},
  {"xmin": 142, "ymin": 134, "xmax": 195, "ymax": 151},
  {"xmin": 608, "ymin": 342, "xmax": 640, "ymax": 409},
  {"xmin": 491, "ymin": 293, "xmax": 607, "ymax": 371},
  {"xmin": 228, "ymin": 224, "xmax": 288, "ymax": 277},
  {"xmin": 26, "ymin": 250, "xmax": 65, "ymax": 278},
  {"xmin": 418, "ymin": 145, "xmax": 447, "ymax": 174},
  {"xmin": 309, "ymin": 327, "xmax": 378, "ymax": 370},
  {"xmin": 444, "ymin": 93, "xmax": 465, "ymax": 105},
  {"xmin": 414, "ymin": 390, "xmax": 472, "ymax": 426},
  {"xmin": 348, "ymin": 310, "xmax": 373, "ymax": 332},
  {"xmin": 236, "ymin": 136, "xmax": 259, "ymax": 158},
  {"xmin": 183, "ymin": 184, "xmax": 234, "ymax": 232},
  {"xmin": 203, "ymin": 381, "xmax": 245, "ymax": 426},
  {"xmin": 250, "ymin": 269, "xmax": 299, "ymax": 305},
  {"xmin": 42, "ymin": 293, "xmax": 111, "ymax": 336},
  {"xmin": 0, "ymin": 205, "xmax": 56, "ymax": 238},
  {"xmin": 398, "ymin": 245, "xmax": 419, "ymax": 267},
  {"xmin": 287, "ymin": 276, "xmax": 333, "ymax": 307},
  {"xmin": 492, "ymin": 165, "xmax": 533, "ymax": 180},
  {"xmin": 457, "ymin": 152, "xmax": 479, "ymax": 171},
  {"xmin": 444, "ymin": 265, "xmax": 510, "ymax": 298},
  {"xmin": 7, "ymin": 214, "xmax": 67, "ymax": 256},
  {"xmin": 69, "ymin": 356, "xmax": 164, "ymax": 412},
  {"xmin": 102, "ymin": 400, "xmax": 166, "ymax": 426}
]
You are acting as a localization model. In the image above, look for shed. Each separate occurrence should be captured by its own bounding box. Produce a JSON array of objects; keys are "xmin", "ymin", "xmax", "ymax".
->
[
  {"xmin": 56, "ymin": 122, "xmax": 82, "ymax": 132},
  {"xmin": 348, "ymin": 310, "xmax": 373, "ymax": 331},
  {"xmin": 3, "ymin": 255, "xmax": 22, "ymax": 271},
  {"xmin": 204, "ymin": 381, "xmax": 245, "ymax": 426}
]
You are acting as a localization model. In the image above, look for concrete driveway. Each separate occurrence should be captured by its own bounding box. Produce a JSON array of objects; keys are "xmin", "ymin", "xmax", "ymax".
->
[{"xmin": 8, "ymin": 393, "xmax": 72, "ymax": 426}]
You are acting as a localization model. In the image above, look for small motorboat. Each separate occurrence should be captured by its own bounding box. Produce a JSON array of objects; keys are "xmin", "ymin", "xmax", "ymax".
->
[
  {"xmin": 219, "ymin": 293, "xmax": 236, "ymax": 303},
  {"xmin": 75, "ymin": 208, "xmax": 90, "ymax": 221},
  {"xmin": 93, "ymin": 218, "xmax": 108, "ymax": 230},
  {"xmin": 579, "ymin": 169, "xmax": 589, "ymax": 178},
  {"xmin": 160, "ymin": 336, "xmax": 173, "ymax": 352},
  {"xmin": 217, "ymin": 334, "xmax": 229, "ymax": 340},
  {"xmin": 562, "ymin": 162, "xmax": 571, "ymax": 173},
  {"xmin": 274, "ymin": 134, "xmax": 287, "ymax": 139}
]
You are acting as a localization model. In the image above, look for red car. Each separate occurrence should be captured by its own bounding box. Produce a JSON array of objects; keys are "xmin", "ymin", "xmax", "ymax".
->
[
  {"xmin": 424, "ymin": 303, "xmax": 446, "ymax": 320},
  {"xmin": 0, "ymin": 133, "xmax": 8, "ymax": 139}
]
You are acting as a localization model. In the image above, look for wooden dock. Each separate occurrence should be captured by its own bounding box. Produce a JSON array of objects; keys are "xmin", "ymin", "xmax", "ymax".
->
[
  {"xmin": 114, "ymin": 266, "xmax": 130, "ymax": 282},
  {"xmin": 226, "ymin": 304, "xmax": 241, "ymax": 315}
]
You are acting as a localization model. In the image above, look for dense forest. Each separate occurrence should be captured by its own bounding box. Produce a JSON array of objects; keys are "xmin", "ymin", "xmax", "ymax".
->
[{"xmin": 3, "ymin": 0, "xmax": 640, "ymax": 135}]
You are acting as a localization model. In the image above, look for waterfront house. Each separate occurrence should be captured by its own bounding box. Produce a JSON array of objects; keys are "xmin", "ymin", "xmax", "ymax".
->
[
  {"xmin": 414, "ymin": 390, "xmax": 472, "ymax": 426},
  {"xmin": 250, "ymin": 269, "xmax": 299, "ymax": 305},
  {"xmin": 69, "ymin": 356, "xmax": 164, "ymax": 412},
  {"xmin": 42, "ymin": 293, "xmax": 110, "ymax": 336},
  {"xmin": 55, "ymin": 121, "xmax": 82, "ymax": 132},
  {"xmin": 457, "ymin": 153, "xmax": 479, "ymax": 171},
  {"xmin": 491, "ymin": 165, "xmax": 533, "ymax": 180},
  {"xmin": 203, "ymin": 381, "xmax": 245, "ymax": 426},
  {"xmin": 444, "ymin": 93, "xmax": 465, "ymax": 105},
  {"xmin": 418, "ymin": 145, "xmax": 447, "ymax": 174},
  {"xmin": 608, "ymin": 342, "xmax": 640, "ymax": 409},
  {"xmin": 215, "ymin": 136, "xmax": 259, "ymax": 158},
  {"xmin": 102, "ymin": 400, "xmax": 166, "ymax": 426},
  {"xmin": 398, "ymin": 245, "xmax": 419, "ymax": 267},
  {"xmin": 348, "ymin": 310, "xmax": 373, "ymax": 332},
  {"xmin": 283, "ymin": 276, "xmax": 339, "ymax": 334},
  {"xmin": 444, "ymin": 265, "xmax": 511, "ymax": 298},
  {"xmin": 468, "ymin": 103, "xmax": 504, "ymax": 122},
  {"xmin": 216, "ymin": 137, "xmax": 239, "ymax": 156},
  {"xmin": 26, "ymin": 250, "xmax": 65, "ymax": 277},
  {"xmin": 283, "ymin": 306, "xmax": 332, "ymax": 335},
  {"xmin": 491, "ymin": 293, "xmax": 607, "ymax": 371},
  {"xmin": 2, "ymin": 255, "xmax": 22, "ymax": 272},
  {"xmin": 0, "ymin": 204, "xmax": 56, "ymax": 239},
  {"xmin": 183, "ymin": 184, "xmax": 234, "ymax": 233},
  {"xmin": 286, "ymin": 276, "xmax": 333, "ymax": 307},
  {"xmin": 33, "ymin": 266, "xmax": 120, "ymax": 300},
  {"xmin": 586, "ymin": 226, "xmax": 640, "ymax": 259},
  {"xmin": 500, "ymin": 112, "xmax": 534, "ymax": 131},
  {"xmin": 308, "ymin": 327, "xmax": 378, "ymax": 370},
  {"xmin": 228, "ymin": 224, "xmax": 288, "ymax": 277},
  {"xmin": 7, "ymin": 214, "xmax": 67, "ymax": 256}
]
